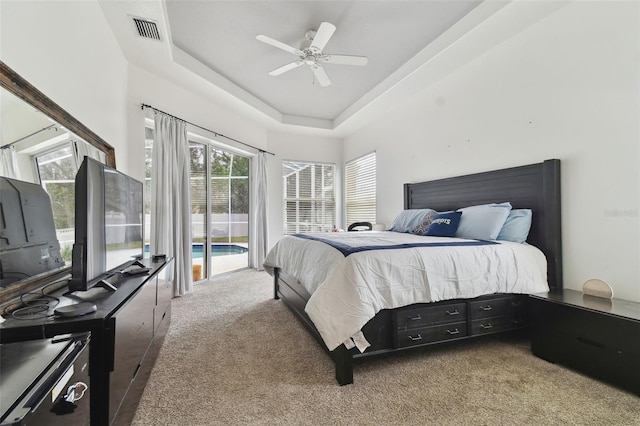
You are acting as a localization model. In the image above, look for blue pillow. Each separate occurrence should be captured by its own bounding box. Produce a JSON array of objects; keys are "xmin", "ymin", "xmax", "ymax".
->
[
  {"xmin": 497, "ymin": 209, "xmax": 532, "ymax": 243},
  {"xmin": 426, "ymin": 212, "xmax": 462, "ymax": 237},
  {"xmin": 455, "ymin": 202, "xmax": 511, "ymax": 240},
  {"xmin": 389, "ymin": 209, "xmax": 435, "ymax": 233}
]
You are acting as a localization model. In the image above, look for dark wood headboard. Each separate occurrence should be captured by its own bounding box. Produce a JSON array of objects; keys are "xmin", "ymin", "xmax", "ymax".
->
[{"xmin": 404, "ymin": 159, "xmax": 562, "ymax": 291}]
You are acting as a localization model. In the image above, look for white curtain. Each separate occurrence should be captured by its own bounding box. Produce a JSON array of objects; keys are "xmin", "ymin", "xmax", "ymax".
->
[
  {"xmin": 151, "ymin": 111, "xmax": 193, "ymax": 296},
  {"xmin": 73, "ymin": 139, "xmax": 106, "ymax": 165},
  {"xmin": 0, "ymin": 146, "xmax": 21, "ymax": 179},
  {"xmin": 250, "ymin": 151, "xmax": 268, "ymax": 270}
]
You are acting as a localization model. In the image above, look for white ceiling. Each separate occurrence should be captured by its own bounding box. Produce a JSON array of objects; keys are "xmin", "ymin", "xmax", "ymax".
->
[
  {"xmin": 165, "ymin": 1, "xmax": 481, "ymax": 120},
  {"xmin": 99, "ymin": 1, "xmax": 515, "ymax": 134}
]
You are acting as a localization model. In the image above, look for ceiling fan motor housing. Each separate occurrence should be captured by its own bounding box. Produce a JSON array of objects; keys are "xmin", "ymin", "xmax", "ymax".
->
[{"xmin": 299, "ymin": 38, "xmax": 313, "ymax": 51}]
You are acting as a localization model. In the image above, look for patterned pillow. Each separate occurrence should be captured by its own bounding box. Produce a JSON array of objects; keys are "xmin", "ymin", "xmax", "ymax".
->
[
  {"xmin": 389, "ymin": 209, "xmax": 435, "ymax": 233},
  {"xmin": 411, "ymin": 210, "xmax": 438, "ymax": 235}
]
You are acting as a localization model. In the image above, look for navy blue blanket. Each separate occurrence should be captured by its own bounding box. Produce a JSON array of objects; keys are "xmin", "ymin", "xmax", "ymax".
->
[{"xmin": 293, "ymin": 234, "xmax": 497, "ymax": 257}]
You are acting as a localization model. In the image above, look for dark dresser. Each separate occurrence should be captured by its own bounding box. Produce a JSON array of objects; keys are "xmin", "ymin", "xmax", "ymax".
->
[
  {"xmin": 530, "ymin": 289, "xmax": 640, "ymax": 395},
  {"xmin": 0, "ymin": 257, "xmax": 173, "ymax": 425}
]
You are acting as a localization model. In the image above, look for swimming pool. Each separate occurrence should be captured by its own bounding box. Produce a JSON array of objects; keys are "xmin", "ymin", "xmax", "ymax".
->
[
  {"xmin": 145, "ymin": 244, "xmax": 247, "ymax": 259},
  {"xmin": 192, "ymin": 244, "xmax": 247, "ymax": 259}
]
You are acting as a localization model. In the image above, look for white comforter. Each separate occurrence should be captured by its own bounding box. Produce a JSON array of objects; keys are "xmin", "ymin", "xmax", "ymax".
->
[{"xmin": 263, "ymin": 231, "xmax": 548, "ymax": 352}]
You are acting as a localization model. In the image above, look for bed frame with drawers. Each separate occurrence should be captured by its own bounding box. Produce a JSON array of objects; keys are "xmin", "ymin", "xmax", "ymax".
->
[{"xmin": 273, "ymin": 159, "xmax": 562, "ymax": 385}]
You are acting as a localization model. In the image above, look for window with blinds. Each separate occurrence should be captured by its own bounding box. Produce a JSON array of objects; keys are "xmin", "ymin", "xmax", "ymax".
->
[
  {"xmin": 282, "ymin": 160, "xmax": 335, "ymax": 234},
  {"xmin": 345, "ymin": 151, "xmax": 376, "ymax": 227}
]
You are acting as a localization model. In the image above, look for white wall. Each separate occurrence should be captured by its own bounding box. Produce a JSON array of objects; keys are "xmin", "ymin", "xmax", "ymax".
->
[
  {"xmin": 344, "ymin": 1, "xmax": 640, "ymax": 301},
  {"xmin": 0, "ymin": 0, "xmax": 129, "ymax": 165}
]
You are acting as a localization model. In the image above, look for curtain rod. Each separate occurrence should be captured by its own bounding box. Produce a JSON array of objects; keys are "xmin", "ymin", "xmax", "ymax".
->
[
  {"xmin": 141, "ymin": 103, "xmax": 275, "ymax": 156},
  {"xmin": 1, "ymin": 124, "xmax": 59, "ymax": 149}
]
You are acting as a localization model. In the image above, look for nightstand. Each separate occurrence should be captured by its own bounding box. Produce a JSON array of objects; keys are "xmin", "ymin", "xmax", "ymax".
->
[{"xmin": 529, "ymin": 290, "xmax": 640, "ymax": 395}]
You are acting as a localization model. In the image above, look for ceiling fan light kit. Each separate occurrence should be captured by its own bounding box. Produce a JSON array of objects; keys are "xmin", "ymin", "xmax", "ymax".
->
[{"xmin": 256, "ymin": 21, "xmax": 368, "ymax": 87}]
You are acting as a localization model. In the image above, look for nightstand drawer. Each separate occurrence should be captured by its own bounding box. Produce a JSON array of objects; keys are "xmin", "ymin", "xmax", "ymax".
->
[
  {"xmin": 533, "ymin": 299, "xmax": 640, "ymax": 355},
  {"xmin": 395, "ymin": 321, "xmax": 467, "ymax": 348},
  {"xmin": 394, "ymin": 302, "xmax": 466, "ymax": 331},
  {"xmin": 469, "ymin": 296, "xmax": 525, "ymax": 320},
  {"xmin": 538, "ymin": 328, "xmax": 640, "ymax": 395}
]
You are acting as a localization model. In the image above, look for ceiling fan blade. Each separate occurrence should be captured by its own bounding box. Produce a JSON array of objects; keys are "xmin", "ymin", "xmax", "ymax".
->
[
  {"xmin": 268, "ymin": 61, "xmax": 304, "ymax": 76},
  {"xmin": 310, "ymin": 22, "xmax": 336, "ymax": 52},
  {"xmin": 320, "ymin": 54, "xmax": 368, "ymax": 66},
  {"xmin": 313, "ymin": 65, "xmax": 331, "ymax": 87},
  {"xmin": 256, "ymin": 34, "xmax": 302, "ymax": 55}
]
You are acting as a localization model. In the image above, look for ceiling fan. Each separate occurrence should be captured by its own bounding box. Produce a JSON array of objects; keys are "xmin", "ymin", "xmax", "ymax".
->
[{"xmin": 256, "ymin": 22, "xmax": 368, "ymax": 87}]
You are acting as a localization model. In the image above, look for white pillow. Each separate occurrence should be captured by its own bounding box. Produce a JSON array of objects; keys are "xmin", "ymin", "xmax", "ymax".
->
[
  {"xmin": 497, "ymin": 209, "xmax": 532, "ymax": 243},
  {"xmin": 455, "ymin": 202, "xmax": 512, "ymax": 240}
]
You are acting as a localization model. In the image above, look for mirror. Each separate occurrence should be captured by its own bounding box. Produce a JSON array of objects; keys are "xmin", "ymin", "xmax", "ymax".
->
[{"xmin": 0, "ymin": 60, "xmax": 115, "ymax": 308}]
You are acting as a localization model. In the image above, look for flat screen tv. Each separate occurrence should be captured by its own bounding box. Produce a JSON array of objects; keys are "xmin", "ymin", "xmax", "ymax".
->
[
  {"xmin": 69, "ymin": 157, "xmax": 144, "ymax": 292},
  {"xmin": 0, "ymin": 177, "xmax": 64, "ymax": 288}
]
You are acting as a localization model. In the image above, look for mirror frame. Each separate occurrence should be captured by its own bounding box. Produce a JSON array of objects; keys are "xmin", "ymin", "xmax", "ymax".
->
[{"xmin": 0, "ymin": 60, "xmax": 116, "ymax": 309}]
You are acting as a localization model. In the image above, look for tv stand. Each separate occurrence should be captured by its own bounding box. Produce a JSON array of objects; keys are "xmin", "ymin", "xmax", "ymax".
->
[
  {"xmin": 0, "ymin": 257, "xmax": 174, "ymax": 426},
  {"xmin": 95, "ymin": 278, "xmax": 117, "ymax": 292},
  {"xmin": 62, "ymin": 277, "xmax": 117, "ymax": 297},
  {"xmin": 131, "ymin": 259, "xmax": 145, "ymax": 268}
]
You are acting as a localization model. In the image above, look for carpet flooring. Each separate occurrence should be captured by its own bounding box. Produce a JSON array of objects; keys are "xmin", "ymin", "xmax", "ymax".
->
[{"xmin": 132, "ymin": 269, "xmax": 640, "ymax": 425}]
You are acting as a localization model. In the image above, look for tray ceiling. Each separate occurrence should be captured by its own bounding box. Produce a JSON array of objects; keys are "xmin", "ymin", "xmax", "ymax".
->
[{"xmin": 99, "ymin": 1, "xmax": 501, "ymax": 132}]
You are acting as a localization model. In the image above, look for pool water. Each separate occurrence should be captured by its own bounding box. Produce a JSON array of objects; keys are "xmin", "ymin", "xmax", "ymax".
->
[
  {"xmin": 145, "ymin": 244, "xmax": 247, "ymax": 259},
  {"xmin": 192, "ymin": 244, "xmax": 248, "ymax": 259}
]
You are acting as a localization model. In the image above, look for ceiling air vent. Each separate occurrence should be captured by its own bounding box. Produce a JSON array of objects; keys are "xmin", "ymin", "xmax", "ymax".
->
[{"xmin": 131, "ymin": 16, "xmax": 161, "ymax": 41}]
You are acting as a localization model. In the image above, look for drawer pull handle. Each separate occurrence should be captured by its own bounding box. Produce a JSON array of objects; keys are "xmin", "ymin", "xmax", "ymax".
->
[
  {"xmin": 408, "ymin": 334, "xmax": 423, "ymax": 341},
  {"xmin": 409, "ymin": 314, "xmax": 422, "ymax": 321},
  {"xmin": 446, "ymin": 328, "xmax": 460, "ymax": 335},
  {"xmin": 445, "ymin": 309, "xmax": 460, "ymax": 316},
  {"xmin": 480, "ymin": 323, "xmax": 493, "ymax": 329},
  {"xmin": 479, "ymin": 305, "xmax": 493, "ymax": 311},
  {"xmin": 576, "ymin": 336, "xmax": 606, "ymax": 349}
]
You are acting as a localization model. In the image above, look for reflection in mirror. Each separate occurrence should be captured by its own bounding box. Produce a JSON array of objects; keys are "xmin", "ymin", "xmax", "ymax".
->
[
  {"xmin": 1, "ymin": 88, "xmax": 53, "ymax": 181},
  {"xmin": 0, "ymin": 60, "xmax": 115, "ymax": 309}
]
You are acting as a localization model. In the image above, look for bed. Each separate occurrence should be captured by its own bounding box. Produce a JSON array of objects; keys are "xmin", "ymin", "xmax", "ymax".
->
[{"xmin": 265, "ymin": 159, "xmax": 562, "ymax": 385}]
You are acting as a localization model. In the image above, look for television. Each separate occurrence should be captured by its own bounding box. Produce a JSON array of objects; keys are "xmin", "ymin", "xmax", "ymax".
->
[
  {"xmin": 69, "ymin": 157, "xmax": 144, "ymax": 293},
  {"xmin": 0, "ymin": 177, "xmax": 64, "ymax": 288}
]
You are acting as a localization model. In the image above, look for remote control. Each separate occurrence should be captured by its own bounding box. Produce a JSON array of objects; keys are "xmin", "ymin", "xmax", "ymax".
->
[{"xmin": 125, "ymin": 267, "xmax": 151, "ymax": 276}]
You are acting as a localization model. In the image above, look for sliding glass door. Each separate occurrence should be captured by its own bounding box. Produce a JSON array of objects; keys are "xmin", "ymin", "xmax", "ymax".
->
[
  {"xmin": 209, "ymin": 148, "xmax": 249, "ymax": 275},
  {"xmin": 145, "ymin": 125, "xmax": 249, "ymax": 282},
  {"xmin": 190, "ymin": 142, "xmax": 249, "ymax": 280},
  {"xmin": 189, "ymin": 142, "xmax": 208, "ymax": 280}
]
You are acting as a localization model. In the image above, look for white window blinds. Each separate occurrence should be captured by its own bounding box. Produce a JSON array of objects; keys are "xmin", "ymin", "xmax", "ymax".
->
[
  {"xmin": 345, "ymin": 151, "xmax": 376, "ymax": 227},
  {"xmin": 282, "ymin": 161, "xmax": 336, "ymax": 234}
]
